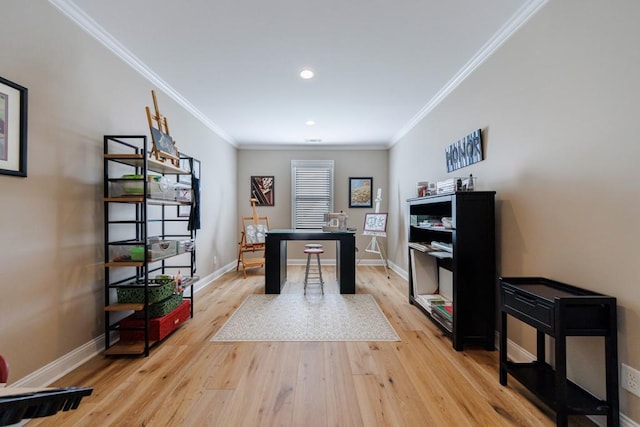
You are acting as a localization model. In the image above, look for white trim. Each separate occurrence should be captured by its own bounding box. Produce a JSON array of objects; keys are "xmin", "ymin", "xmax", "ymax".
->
[
  {"xmin": 47, "ymin": 0, "xmax": 235, "ymax": 146},
  {"xmin": 390, "ymin": 0, "xmax": 549, "ymax": 146},
  {"xmin": 387, "ymin": 259, "xmax": 407, "ymax": 281},
  {"xmin": 9, "ymin": 261, "xmax": 234, "ymax": 388},
  {"xmin": 10, "ymin": 337, "xmax": 105, "ymax": 388}
]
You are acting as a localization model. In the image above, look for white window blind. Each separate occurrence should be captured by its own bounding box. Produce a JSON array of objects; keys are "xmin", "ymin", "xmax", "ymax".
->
[{"xmin": 291, "ymin": 160, "xmax": 334, "ymax": 229}]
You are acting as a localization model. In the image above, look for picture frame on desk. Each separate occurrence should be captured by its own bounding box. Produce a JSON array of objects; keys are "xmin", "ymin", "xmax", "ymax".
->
[
  {"xmin": 349, "ymin": 177, "xmax": 372, "ymax": 208},
  {"xmin": 0, "ymin": 76, "xmax": 28, "ymax": 177}
]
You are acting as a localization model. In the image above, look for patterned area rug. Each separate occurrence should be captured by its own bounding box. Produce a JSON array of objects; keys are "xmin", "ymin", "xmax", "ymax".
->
[{"xmin": 211, "ymin": 294, "xmax": 400, "ymax": 342}]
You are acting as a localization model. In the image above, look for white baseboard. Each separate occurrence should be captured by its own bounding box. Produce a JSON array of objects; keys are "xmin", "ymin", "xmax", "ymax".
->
[
  {"xmin": 387, "ymin": 260, "xmax": 407, "ymax": 280},
  {"xmin": 11, "ymin": 262, "xmax": 234, "ymax": 388}
]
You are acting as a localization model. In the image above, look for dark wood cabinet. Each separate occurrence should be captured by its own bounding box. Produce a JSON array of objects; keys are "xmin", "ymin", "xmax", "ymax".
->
[
  {"xmin": 407, "ymin": 191, "xmax": 496, "ymax": 350},
  {"xmin": 499, "ymin": 277, "xmax": 619, "ymax": 427}
]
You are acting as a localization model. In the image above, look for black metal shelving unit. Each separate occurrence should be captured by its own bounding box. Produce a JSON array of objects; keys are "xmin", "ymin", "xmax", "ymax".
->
[{"xmin": 103, "ymin": 135, "xmax": 199, "ymax": 356}]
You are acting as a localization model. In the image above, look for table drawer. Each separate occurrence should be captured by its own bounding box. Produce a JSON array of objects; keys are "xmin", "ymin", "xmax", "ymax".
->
[{"xmin": 502, "ymin": 286, "xmax": 554, "ymax": 333}]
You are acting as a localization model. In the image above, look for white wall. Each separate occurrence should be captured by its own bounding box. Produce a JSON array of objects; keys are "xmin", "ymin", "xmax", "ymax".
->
[
  {"xmin": 0, "ymin": 0, "xmax": 238, "ymax": 381},
  {"xmin": 388, "ymin": 0, "xmax": 640, "ymax": 420}
]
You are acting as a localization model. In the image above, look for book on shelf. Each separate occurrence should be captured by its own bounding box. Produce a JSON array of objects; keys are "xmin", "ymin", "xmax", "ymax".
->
[
  {"xmin": 433, "ymin": 303, "xmax": 453, "ymax": 320},
  {"xmin": 408, "ymin": 242, "xmax": 433, "ymax": 252},
  {"xmin": 431, "ymin": 304, "xmax": 453, "ymax": 331},
  {"xmin": 408, "ymin": 241, "xmax": 453, "ymax": 253},
  {"xmin": 414, "ymin": 294, "xmax": 451, "ymax": 314},
  {"xmin": 430, "ymin": 241, "xmax": 452, "ymax": 252}
]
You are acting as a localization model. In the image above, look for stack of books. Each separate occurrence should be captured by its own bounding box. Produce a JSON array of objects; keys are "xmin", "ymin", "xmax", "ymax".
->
[
  {"xmin": 436, "ymin": 178, "xmax": 456, "ymax": 194},
  {"xmin": 431, "ymin": 302, "xmax": 453, "ymax": 332}
]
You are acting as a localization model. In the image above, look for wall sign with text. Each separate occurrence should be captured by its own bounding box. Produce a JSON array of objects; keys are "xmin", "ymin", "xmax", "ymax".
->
[{"xmin": 445, "ymin": 129, "xmax": 483, "ymax": 172}]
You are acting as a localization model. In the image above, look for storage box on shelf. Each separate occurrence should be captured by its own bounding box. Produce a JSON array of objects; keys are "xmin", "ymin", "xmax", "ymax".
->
[
  {"xmin": 116, "ymin": 278, "xmax": 176, "ymax": 304},
  {"xmin": 103, "ymin": 135, "xmax": 199, "ymax": 357},
  {"xmin": 119, "ymin": 300, "xmax": 191, "ymax": 342},
  {"xmin": 407, "ymin": 191, "xmax": 496, "ymax": 351}
]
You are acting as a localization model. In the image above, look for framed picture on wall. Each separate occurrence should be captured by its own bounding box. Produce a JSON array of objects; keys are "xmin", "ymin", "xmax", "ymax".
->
[
  {"xmin": 0, "ymin": 76, "xmax": 28, "ymax": 177},
  {"xmin": 251, "ymin": 176, "xmax": 274, "ymax": 206},
  {"xmin": 349, "ymin": 177, "xmax": 373, "ymax": 208}
]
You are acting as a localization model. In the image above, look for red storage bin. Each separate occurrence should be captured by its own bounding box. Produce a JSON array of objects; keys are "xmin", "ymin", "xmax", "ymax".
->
[{"xmin": 119, "ymin": 300, "xmax": 191, "ymax": 342}]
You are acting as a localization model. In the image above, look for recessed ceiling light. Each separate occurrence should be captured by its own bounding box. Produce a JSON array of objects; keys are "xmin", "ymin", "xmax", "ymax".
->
[
  {"xmin": 305, "ymin": 120, "xmax": 316, "ymax": 126},
  {"xmin": 299, "ymin": 69, "xmax": 314, "ymax": 79}
]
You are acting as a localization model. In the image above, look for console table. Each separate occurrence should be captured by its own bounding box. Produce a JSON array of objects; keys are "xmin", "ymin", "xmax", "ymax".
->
[
  {"xmin": 265, "ymin": 229, "xmax": 356, "ymax": 294},
  {"xmin": 499, "ymin": 277, "xmax": 618, "ymax": 427}
]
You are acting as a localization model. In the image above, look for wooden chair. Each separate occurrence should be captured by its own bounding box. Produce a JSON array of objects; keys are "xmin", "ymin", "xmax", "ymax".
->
[{"xmin": 237, "ymin": 199, "xmax": 270, "ymax": 278}]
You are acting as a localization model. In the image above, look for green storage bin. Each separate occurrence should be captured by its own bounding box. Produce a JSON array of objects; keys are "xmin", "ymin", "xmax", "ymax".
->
[
  {"xmin": 136, "ymin": 293, "xmax": 184, "ymax": 319},
  {"xmin": 116, "ymin": 278, "xmax": 175, "ymax": 304}
]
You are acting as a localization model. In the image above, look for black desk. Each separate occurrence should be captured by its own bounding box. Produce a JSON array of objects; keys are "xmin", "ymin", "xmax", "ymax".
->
[
  {"xmin": 499, "ymin": 277, "xmax": 618, "ymax": 427},
  {"xmin": 265, "ymin": 229, "xmax": 356, "ymax": 294}
]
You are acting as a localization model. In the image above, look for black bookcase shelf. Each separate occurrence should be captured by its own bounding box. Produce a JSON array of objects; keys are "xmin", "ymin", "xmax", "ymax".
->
[{"xmin": 407, "ymin": 191, "xmax": 496, "ymax": 351}]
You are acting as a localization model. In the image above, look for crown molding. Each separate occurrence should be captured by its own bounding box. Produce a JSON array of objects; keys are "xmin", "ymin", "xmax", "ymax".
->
[
  {"xmin": 390, "ymin": 0, "xmax": 549, "ymax": 147},
  {"xmin": 48, "ymin": 0, "xmax": 236, "ymax": 146}
]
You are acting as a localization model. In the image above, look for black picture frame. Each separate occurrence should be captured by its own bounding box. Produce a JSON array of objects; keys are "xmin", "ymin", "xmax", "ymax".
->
[
  {"xmin": 349, "ymin": 177, "xmax": 373, "ymax": 208},
  {"xmin": 0, "ymin": 76, "xmax": 28, "ymax": 177},
  {"xmin": 251, "ymin": 176, "xmax": 274, "ymax": 206}
]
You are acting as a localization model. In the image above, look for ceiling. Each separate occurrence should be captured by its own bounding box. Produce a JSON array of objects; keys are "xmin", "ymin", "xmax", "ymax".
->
[{"xmin": 54, "ymin": 0, "xmax": 536, "ymax": 148}]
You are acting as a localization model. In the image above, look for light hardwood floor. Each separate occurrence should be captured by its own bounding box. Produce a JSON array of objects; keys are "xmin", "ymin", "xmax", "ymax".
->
[{"xmin": 28, "ymin": 266, "xmax": 595, "ymax": 426}]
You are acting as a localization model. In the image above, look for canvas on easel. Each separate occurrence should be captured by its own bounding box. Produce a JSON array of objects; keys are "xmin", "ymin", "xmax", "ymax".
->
[
  {"xmin": 237, "ymin": 198, "xmax": 270, "ymax": 278},
  {"xmin": 363, "ymin": 213, "xmax": 388, "ymax": 237},
  {"xmin": 146, "ymin": 90, "xmax": 180, "ymax": 167}
]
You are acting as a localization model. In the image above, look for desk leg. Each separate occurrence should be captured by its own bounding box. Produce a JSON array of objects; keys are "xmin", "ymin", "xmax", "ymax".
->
[
  {"xmin": 265, "ymin": 237, "xmax": 281, "ymax": 294},
  {"xmin": 605, "ymin": 307, "xmax": 620, "ymax": 427},
  {"xmin": 536, "ymin": 330, "xmax": 545, "ymax": 363},
  {"xmin": 280, "ymin": 240, "xmax": 287, "ymax": 286},
  {"xmin": 335, "ymin": 241, "xmax": 340, "ymax": 281},
  {"xmin": 555, "ymin": 334, "xmax": 568, "ymax": 427},
  {"xmin": 499, "ymin": 311, "xmax": 508, "ymax": 385},
  {"xmin": 339, "ymin": 235, "xmax": 356, "ymax": 294}
]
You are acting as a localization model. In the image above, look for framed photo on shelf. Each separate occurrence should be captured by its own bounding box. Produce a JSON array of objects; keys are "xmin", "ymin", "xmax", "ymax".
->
[
  {"xmin": 363, "ymin": 213, "xmax": 388, "ymax": 236},
  {"xmin": 0, "ymin": 76, "xmax": 28, "ymax": 177},
  {"xmin": 349, "ymin": 177, "xmax": 372, "ymax": 208},
  {"xmin": 251, "ymin": 176, "xmax": 274, "ymax": 206}
]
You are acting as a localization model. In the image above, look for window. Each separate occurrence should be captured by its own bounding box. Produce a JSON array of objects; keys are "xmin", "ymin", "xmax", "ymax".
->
[{"xmin": 291, "ymin": 160, "xmax": 334, "ymax": 229}]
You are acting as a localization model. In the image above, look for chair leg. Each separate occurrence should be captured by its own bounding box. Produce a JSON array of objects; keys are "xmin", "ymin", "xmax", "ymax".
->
[
  {"xmin": 316, "ymin": 253, "xmax": 324, "ymax": 294},
  {"xmin": 304, "ymin": 253, "xmax": 312, "ymax": 295}
]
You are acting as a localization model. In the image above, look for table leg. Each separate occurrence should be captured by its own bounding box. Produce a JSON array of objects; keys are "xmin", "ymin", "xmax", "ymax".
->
[{"xmin": 499, "ymin": 311, "xmax": 508, "ymax": 385}]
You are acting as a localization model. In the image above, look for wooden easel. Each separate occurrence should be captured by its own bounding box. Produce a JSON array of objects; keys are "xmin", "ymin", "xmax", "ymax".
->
[
  {"xmin": 359, "ymin": 188, "xmax": 390, "ymax": 279},
  {"xmin": 146, "ymin": 90, "xmax": 180, "ymax": 167},
  {"xmin": 236, "ymin": 198, "xmax": 270, "ymax": 278}
]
